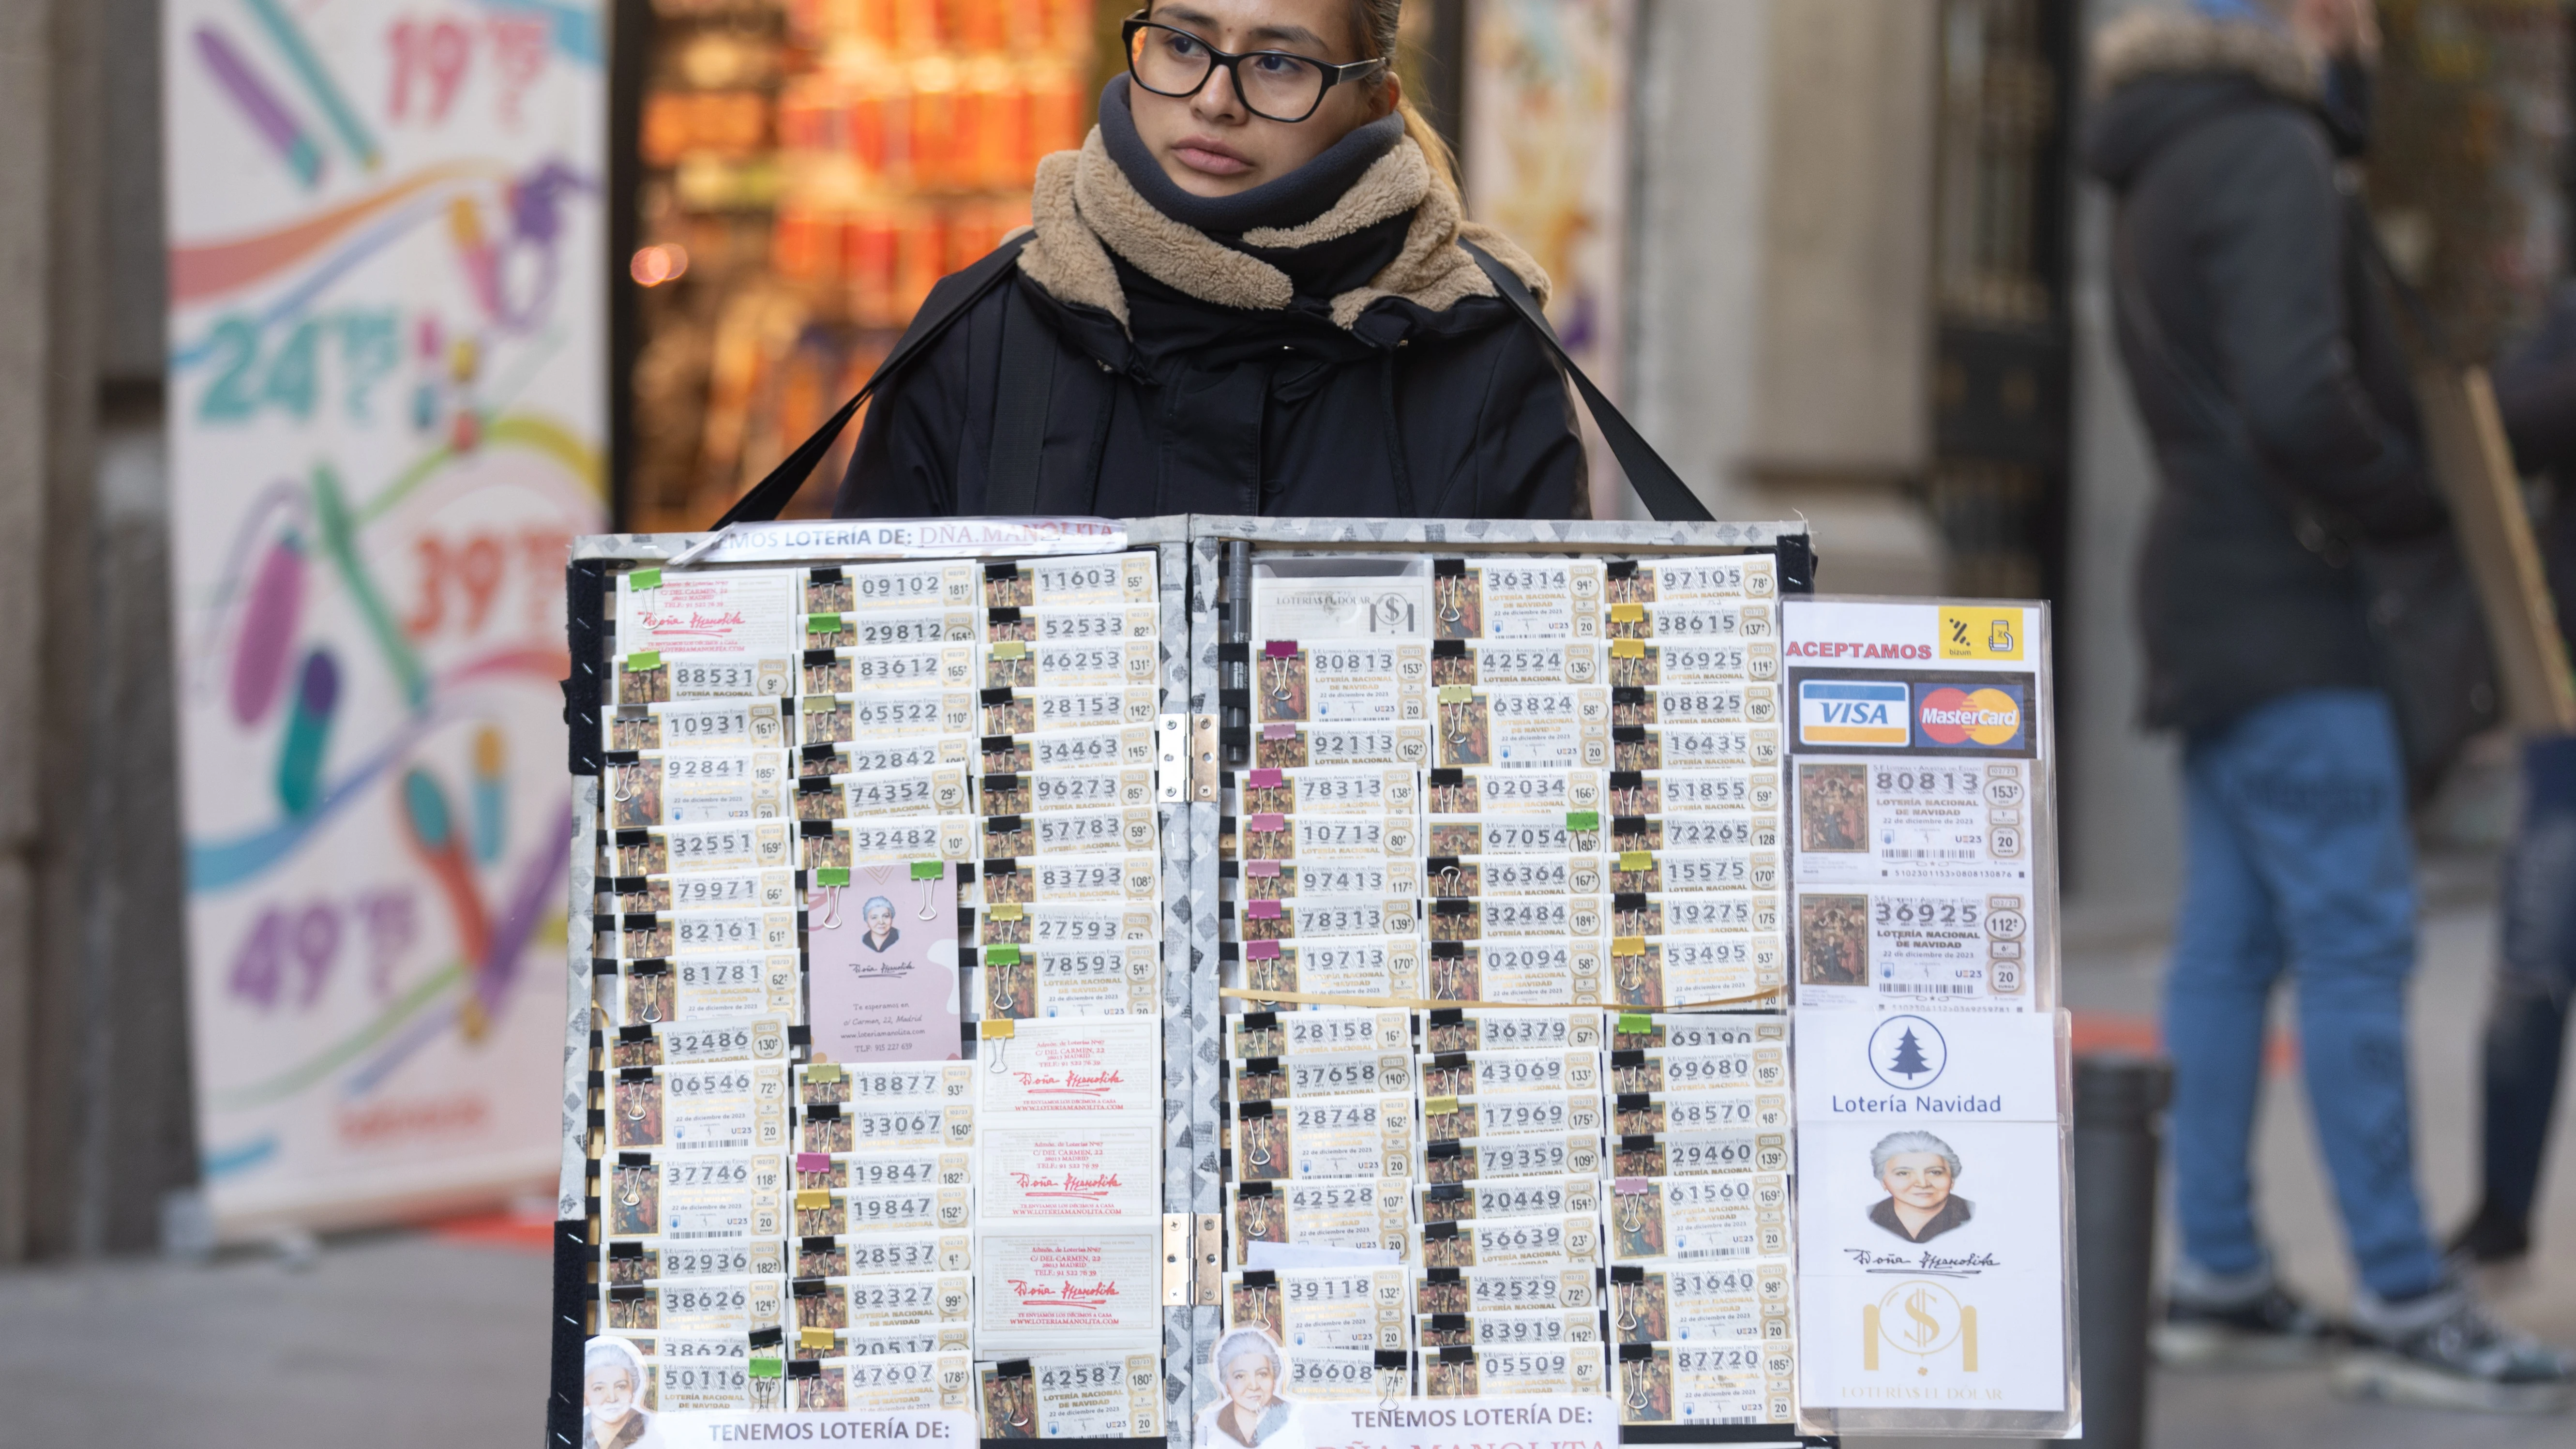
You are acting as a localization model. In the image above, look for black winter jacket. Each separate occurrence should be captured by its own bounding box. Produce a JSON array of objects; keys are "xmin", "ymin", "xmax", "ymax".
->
[
  {"xmin": 834, "ymin": 83, "xmax": 1585, "ymax": 521},
  {"xmin": 2081, "ymin": 13, "xmax": 2444, "ymax": 734}
]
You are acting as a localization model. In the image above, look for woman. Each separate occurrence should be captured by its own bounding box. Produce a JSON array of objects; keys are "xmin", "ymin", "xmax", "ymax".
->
[
  {"xmin": 835, "ymin": 0, "xmax": 1583, "ymax": 520},
  {"xmin": 858, "ymin": 895, "xmax": 901, "ymax": 953},
  {"xmin": 1866, "ymin": 1131, "xmax": 1973, "ymax": 1245},
  {"xmin": 1196, "ymin": 1328, "xmax": 1299, "ymax": 1449},
  {"xmin": 582, "ymin": 1337, "xmax": 664, "ymax": 1449}
]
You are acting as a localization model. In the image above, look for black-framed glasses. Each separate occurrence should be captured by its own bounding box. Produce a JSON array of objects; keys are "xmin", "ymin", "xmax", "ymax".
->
[{"xmin": 1123, "ymin": 16, "xmax": 1388, "ymax": 124}]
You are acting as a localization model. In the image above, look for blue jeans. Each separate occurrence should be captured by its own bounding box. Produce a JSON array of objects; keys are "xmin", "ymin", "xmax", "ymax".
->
[
  {"xmin": 2166, "ymin": 688, "xmax": 2443, "ymax": 1300},
  {"xmin": 2478, "ymin": 734, "xmax": 2576, "ymax": 1226}
]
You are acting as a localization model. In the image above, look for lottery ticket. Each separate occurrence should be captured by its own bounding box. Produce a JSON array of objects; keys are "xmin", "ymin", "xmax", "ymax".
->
[
  {"xmin": 618, "ymin": 820, "xmax": 796, "ymax": 877},
  {"xmin": 1228, "ymin": 1008, "xmax": 1411, "ymax": 1058},
  {"xmin": 793, "ymin": 1146, "xmax": 971, "ymax": 1193},
  {"xmin": 1422, "ymin": 938, "xmax": 1601, "ymax": 1007},
  {"xmin": 979, "ymin": 1351, "xmax": 1164, "ymax": 1439},
  {"xmin": 1428, "ymin": 637, "xmax": 1602, "ymax": 687},
  {"xmin": 984, "ymin": 763, "xmax": 1154, "ymax": 815},
  {"xmin": 979, "ymin": 686, "xmax": 1160, "ymax": 736},
  {"xmin": 834, "ymin": 1270, "xmax": 976, "ymax": 1330},
  {"xmin": 1422, "ymin": 1090, "xmax": 1606, "ymax": 1145},
  {"xmin": 975, "ymin": 941, "xmax": 1159, "ymax": 1019},
  {"xmin": 1417, "ymin": 1311, "xmax": 1600, "ymax": 1349},
  {"xmin": 976, "ymin": 1119, "xmax": 1160, "ymax": 1219},
  {"xmin": 1602, "ymin": 555, "xmax": 1777, "ymax": 605},
  {"xmin": 799, "ymin": 764, "xmax": 972, "ymax": 821},
  {"xmin": 1429, "ymin": 894, "xmax": 1605, "ymax": 943},
  {"xmin": 1239, "ymin": 894, "xmax": 1420, "ymax": 941},
  {"xmin": 797, "ymin": 1060, "xmax": 974, "ymax": 1108},
  {"xmin": 1608, "ymin": 1041, "xmax": 1785, "ymax": 1094},
  {"xmin": 1231, "ymin": 1049, "xmax": 1416, "ymax": 1102},
  {"xmin": 1610, "ymin": 1260, "xmax": 1793, "ymax": 1345},
  {"xmin": 608, "ymin": 1014, "xmax": 790, "ymax": 1070},
  {"xmin": 618, "ymin": 953, "xmax": 799, "ymax": 1024},
  {"xmin": 1257, "ymin": 638, "xmax": 1428, "ymax": 724},
  {"xmin": 1425, "ymin": 853, "xmax": 1608, "ymax": 900},
  {"xmin": 603, "ymin": 1237, "xmax": 786, "ymax": 1285},
  {"xmin": 1613, "ymin": 1131, "xmax": 1792, "ymax": 1179},
  {"xmin": 805, "ymin": 560, "xmax": 978, "ymax": 613},
  {"xmin": 1610, "ymin": 1089, "xmax": 1788, "ymax": 1137},
  {"xmin": 811, "ymin": 1231, "xmax": 975, "ymax": 1279},
  {"xmin": 1607, "ymin": 1176, "xmax": 1789, "ymax": 1262},
  {"xmin": 995, "ymin": 805, "xmax": 1155, "ymax": 857},
  {"xmin": 985, "ymin": 638, "xmax": 1156, "ymax": 692},
  {"xmin": 1419, "ymin": 1049, "xmax": 1601, "ymax": 1100},
  {"xmin": 1232, "ymin": 1094, "xmax": 1414, "ymax": 1181},
  {"xmin": 1430, "ymin": 558, "xmax": 1606, "ymax": 640},
  {"xmin": 620, "ymin": 567, "xmax": 803, "ymax": 657},
  {"xmin": 1613, "ymin": 891, "xmax": 1784, "ymax": 940},
  {"xmin": 803, "ymin": 605, "xmax": 978, "ymax": 651},
  {"xmin": 609, "ymin": 1062, "xmax": 790, "ymax": 1155},
  {"xmin": 613, "ymin": 906, "xmax": 796, "ymax": 960},
  {"xmin": 1434, "ymin": 685, "xmax": 1606, "ymax": 770},
  {"xmin": 973, "ymin": 902, "xmax": 1158, "ymax": 947},
  {"xmin": 604, "ymin": 1152, "xmax": 788, "ymax": 1241},
  {"xmin": 649, "ymin": 1345, "xmax": 764, "ymax": 1413},
  {"xmin": 1610, "ymin": 812, "xmax": 1777, "ymax": 855},
  {"xmin": 1422, "ymin": 1008, "xmax": 1602, "ymax": 1054},
  {"xmin": 818, "ymin": 1321, "xmax": 972, "ymax": 1358},
  {"xmin": 793, "ymin": 1180, "xmax": 971, "ymax": 1237},
  {"xmin": 617, "ymin": 651, "xmax": 794, "ymax": 704},
  {"xmin": 1415, "ymin": 1174, "xmax": 1601, "ymax": 1224},
  {"xmin": 1795, "ymin": 886, "xmax": 2035, "ymax": 1001},
  {"xmin": 608, "ymin": 698, "xmax": 790, "ymax": 754},
  {"xmin": 1614, "ymin": 1341, "xmax": 1796, "ymax": 1426},
  {"xmin": 1614, "ymin": 723, "xmax": 1781, "ymax": 773},
  {"xmin": 604, "ymin": 1275, "xmax": 784, "ymax": 1337},
  {"xmin": 1608, "ymin": 1012, "xmax": 1787, "ymax": 1051},
  {"xmin": 1223, "ymin": 1265, "xmax": 1411, "ymax": 1352},
  {"xmin": 1423, "ymin": 813, "xmax": 1602, "ymax": 858},
  {"xmin": 1424, "ymin": 766, "xmax": 1605, "ymax": 817},
  {"xmin": 1424, "ymin": 1343, "xmax": 1609, "ymax": 1397},
  {"xmin": 1239, "ymin": 813, "xmax": 1420, "ymax": 863},
  {"xmin": 1282, "ymin": 1348, "xmax": 1416, "ymax": 1402},
  {"xmin": 1608, "ymin": 848, "xmax": 1779, "ymax": 896},
  {"xmin": 1237, "ymin": 936, "xmax": 1425, "ymax": 1003},
  {"xmin": 1252, "ymin": 720, "xmax": 1432, "ymax": 769},
  {"xmin": 1004, "ymin": 551, "xmax": 1159, "ymax": 609},
  {"xmin": 1413, "ymin": 1264, "xmax": 1600, "ymax": 1317},
  {"xmin": 981, "ymin": 604, "xmax": 1157, "ymax": 645},
  {"xmin": 796, "ymin": 1099, "xmax": 976, "ymax": 1154},
  {"xmin": 1419, "ymin": 1131, "xmax": 1603, "ymax": 1184},
  {"xmin": 802, "ymin": 642, "xmax": 978, "ymax": 695},
  {"xmin": 1607, "ymin": 599, "xmax": 1775, "ymax": 642},
  {"xmin": 1607, "ymin": 637, "xmax": 1778, "ymax": 689},
  {"xmin": 1613, "ymin": 770, "xmax": 1780, "ymax": 821},
  {"xmin": 973, "ymin": 1225, "xmax": 1165, "ymax": 1351},
  {"xmin": 792, "ymin": 1350, "xmax": 974, "ymax": 1413},
  {"xmin": 605, "ymin": 751, "xmax": 791, "ymax": 829},
  {"xmin": 976, "ymin": 1017, "xmax": 1160, "ymax": 1116},
  {"xmin": 1239, "ymin": 857, "xmax": 1422, "ymax": 900},
  {"xmin": 1413, "ymin": 1211, "xmax": 1603, "ymax": 1270},
  {"xmin": 1227, "ymin": 1177, "xmax": 1409, "ymax": 1260},
  {"xmin": 617, "ymin": 865, "xmax": 798, "ymax": 914},
  {"xmin": 1614, "ymin": 682, "xmax": 1780, "ymax": 730},
  {"xmin": 810, "ymin": 735, "xmax": 976, "ymax": 779},
  {"xmin": 1608, "ymin": 936, "xmax": 1786, "ymax": 1009},
  {"xmin": 1016, "ymin": 722, "xmax": 1158, "ymax": 773},
  {"xmin": 1236, "ymin": 764, "xmax": 1422, "ymax": 815},
  {"xmin": 974, "ymin": 853, "xmax": 1158, "ymax": 906},
  {"xmin": 800, "ymin": 818, "xmax": 978, "ymax": 871}
]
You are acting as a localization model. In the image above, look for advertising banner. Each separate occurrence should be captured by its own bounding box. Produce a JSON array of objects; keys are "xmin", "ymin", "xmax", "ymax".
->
[{"xmin": 163, "ymin": 0, "xmax": 606, "ymax": 1230}]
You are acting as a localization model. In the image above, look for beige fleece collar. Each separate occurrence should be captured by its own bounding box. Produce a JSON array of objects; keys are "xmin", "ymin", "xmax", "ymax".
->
[
  {"xmin": 2092, "ymin": 9, "xmax": 2320, "ymax": 101},
  {"xmin": 1015, "ymin": 127, "xmax": 1549, "ymax": 334}
]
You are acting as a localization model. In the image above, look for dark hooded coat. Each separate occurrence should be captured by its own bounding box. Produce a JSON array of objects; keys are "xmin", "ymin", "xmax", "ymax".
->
[
  {"xmin": 2081, "ymin": 13, "xmax": 2444, "ymax": 734},
  {"xmin": 834, "ymin": 81, "xmax": 1585, "ymax": 522}
]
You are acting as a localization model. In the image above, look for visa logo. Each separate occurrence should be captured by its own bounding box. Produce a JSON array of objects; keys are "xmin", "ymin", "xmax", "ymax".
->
[{"xmin": 1798, "ymin": 681, "xmax": 1911, "ymax": 747}]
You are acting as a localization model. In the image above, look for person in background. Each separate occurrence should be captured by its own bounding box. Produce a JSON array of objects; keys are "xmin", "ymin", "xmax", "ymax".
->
[
  {"xmin": 2084, "ymin": 0, "xmax": 2572, "ymax": 1411},
  {"xmin": 2451, "ymin": 285, "xmax": 2576, "ymax": 1270},
  {"xmin": 833, "ymin": 0, "xmax": 1584, "ymax": 519}
]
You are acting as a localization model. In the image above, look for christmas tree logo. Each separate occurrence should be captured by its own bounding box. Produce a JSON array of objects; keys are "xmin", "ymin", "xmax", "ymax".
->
[{"xmin": 1867, "ymin": 1014, "xmax": 1948, "ymax": 1090}]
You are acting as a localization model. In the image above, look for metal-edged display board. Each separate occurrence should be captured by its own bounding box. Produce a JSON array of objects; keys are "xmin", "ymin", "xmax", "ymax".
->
[{"xmin": 547, "ymin": 515, "xmax": 2076, "ymax": 1449}]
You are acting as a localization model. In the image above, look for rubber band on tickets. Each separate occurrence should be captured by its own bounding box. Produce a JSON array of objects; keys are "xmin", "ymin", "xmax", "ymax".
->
[
  {"xmin": 1423, "ymin": 1342, "xmax": 1609, "ymax": 1397},
  {"xmin": 1250, "ymin": 719, "xmax": 1431, "ymax": 769},
  {"xmin": 1413, "ymin": 1173, "xmax": 1601, "ymax": 1225},
  {"xmin": 978, "ymin": 1351, "xmax": 1165, "ymax": 1439},
  {"xmin": 1418, "ymin": 1131, "xmax": 1604, "ymax": 1185},
  {"xmin": 1614, "ymin": 1341, "xmax": 1796, "ymax": 1427},
  {"xmin": 1222, "ymin": 1264, "xmax": 1411, "ymax": 1352},
  {"xmin": 1226, "ymin": 1177, "xmax": 1409, "ymax": 1261},
  {"xmin": 608, "ymin": 697, "xmax": 789, "ymax": 753},
  {"xmin": 1607, "ymin": 1175, "xmax": 1790, "ymax": 1263},
  {"xmin": 1610, "ymin": 1259, "xmax": 1793, "ymax": 1346}
]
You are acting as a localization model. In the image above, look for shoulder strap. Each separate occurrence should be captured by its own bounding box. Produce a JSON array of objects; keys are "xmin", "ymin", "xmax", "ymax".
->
[
  {"xmin": 1460, "ymin": 241, "xmax": 1714, "ymax": 523},
  {"xmin": 983, "ymin": 281, "xmax": 1059, "ymax": 514},
  {"xmin": 708, "ymin": 234, "xmax": 1034, "ymax": 529}
]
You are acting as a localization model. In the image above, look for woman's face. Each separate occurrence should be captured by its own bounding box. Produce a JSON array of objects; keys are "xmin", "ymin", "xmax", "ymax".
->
[
  {"xmin": 1132, "ymin": 0, "xmax": 1399, "ymax": 197},
  {"xmin": 867, "ymin": 904, "xmax": 894, "ymax": 935},
  {"xmin": 1223, "ymin": 1350, "xmax": 1277, "ymax": 1412},
  {"xmin": 1880, "ymin": 1152, "xmax": 1955, "ymax": 1211},
  {"xmin": 586, "ymin": 1364, "xmax": 637, "ymax": 1417}
]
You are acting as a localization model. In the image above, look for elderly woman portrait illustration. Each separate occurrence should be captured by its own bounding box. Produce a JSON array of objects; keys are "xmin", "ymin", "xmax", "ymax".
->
[
  {"xmin": 1867, "ymin": 1131, "xmax": 1974, "ymax": 1244},
  {"xmin": 859, "ymin": 895, "xmax": 901, "ymax": 953},
  {"xmin": 1197, "ymin": 1328, "xmax": 1299, "ymax": 1449},
  {"xmin": 582, "ymin": 1337, "xmax": 663, "ymax": 1449}
]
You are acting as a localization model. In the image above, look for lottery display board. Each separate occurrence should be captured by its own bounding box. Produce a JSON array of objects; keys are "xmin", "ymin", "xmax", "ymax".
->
[{"xmin": 553, "ymin": 517, "xmax": 2076, "ymax": 1448}]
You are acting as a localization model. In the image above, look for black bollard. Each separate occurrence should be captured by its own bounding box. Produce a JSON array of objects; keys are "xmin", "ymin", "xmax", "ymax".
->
[{"xmin": 2075, "ymin": 1055, "xmax": 2172, "ymax": 1449}]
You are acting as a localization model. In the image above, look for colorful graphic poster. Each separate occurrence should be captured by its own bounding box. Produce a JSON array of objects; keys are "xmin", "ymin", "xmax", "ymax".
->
[
  {"xmin": 807, "ymin": 863, "xmax": 962, "ymax": 1063},
  {"xmin": 164, "ymin": 0, "xmax": 605, "ymax": 1230}
]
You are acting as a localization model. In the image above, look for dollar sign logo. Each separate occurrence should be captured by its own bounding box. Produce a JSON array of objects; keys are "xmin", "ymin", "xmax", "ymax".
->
[{"xmin": 1903, "ymin": 1285, "xmax": 1943, "ymax": 1348}]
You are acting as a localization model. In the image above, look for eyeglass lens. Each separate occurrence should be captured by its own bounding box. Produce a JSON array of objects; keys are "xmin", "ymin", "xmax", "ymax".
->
[{"xmin": 1130, "ymin": 24, "xmax": 1329, "ymax": 122}]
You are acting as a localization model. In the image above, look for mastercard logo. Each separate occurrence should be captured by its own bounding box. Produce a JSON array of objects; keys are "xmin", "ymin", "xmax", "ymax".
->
[{"xmin": 1916, "ymin": 686, "xmax": 2023, "ymax": 747}]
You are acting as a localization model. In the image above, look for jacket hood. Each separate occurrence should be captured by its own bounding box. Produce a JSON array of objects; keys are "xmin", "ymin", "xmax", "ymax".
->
[
  {"xmin": 2081, "ymin": 10, "xmax": 2319, "ymax": 190},
  {"xmin": 1015, "ymin": 86, "xmax": 1546, "ymax": 338}
]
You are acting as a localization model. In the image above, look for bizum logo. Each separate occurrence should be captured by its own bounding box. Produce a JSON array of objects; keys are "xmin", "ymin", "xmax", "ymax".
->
[{"xmin": 1867, "ymin": 1015, "xmax": 1948, "ymax": 1090}]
